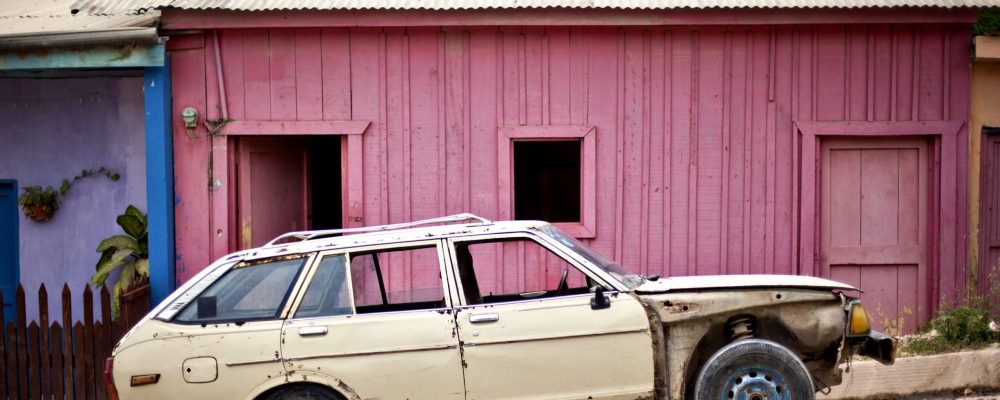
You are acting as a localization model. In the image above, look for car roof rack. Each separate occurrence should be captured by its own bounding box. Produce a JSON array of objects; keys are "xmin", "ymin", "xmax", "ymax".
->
[{"xmin": 264, "ymin": 213, "xmax": 493, "ymax": 247}]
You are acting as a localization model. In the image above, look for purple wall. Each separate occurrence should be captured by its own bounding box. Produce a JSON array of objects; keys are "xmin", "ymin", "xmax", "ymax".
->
[{"xmin": 0, "ymin": 77, "xmax": 147, "ymax": 321}]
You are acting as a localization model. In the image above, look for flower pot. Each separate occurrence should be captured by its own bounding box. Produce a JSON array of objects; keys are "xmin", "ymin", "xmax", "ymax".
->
[{"xmin": 24, "ymin": 203, "xmax": 56, "ymax": 221}]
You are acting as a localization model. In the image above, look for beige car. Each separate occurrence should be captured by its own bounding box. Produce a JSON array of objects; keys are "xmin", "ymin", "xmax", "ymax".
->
[{"xmin": 106, "ymin": 214, "xmax": 894, "ymax": 400}]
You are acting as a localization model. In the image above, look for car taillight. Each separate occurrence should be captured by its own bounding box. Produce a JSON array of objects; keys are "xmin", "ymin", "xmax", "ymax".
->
[{"xmin": 105, "ymin": 357, "xmax": 119, "ymax": 400}]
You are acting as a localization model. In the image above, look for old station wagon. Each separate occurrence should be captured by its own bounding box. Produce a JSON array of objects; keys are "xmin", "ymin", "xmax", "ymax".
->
[{"xmin": 105, "ymin": 214, "xmax": 895, "ymax": 400}]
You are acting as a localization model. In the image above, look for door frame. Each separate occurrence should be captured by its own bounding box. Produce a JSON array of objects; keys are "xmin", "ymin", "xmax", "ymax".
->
[
  {"xmin": 0, "ymin": 179, "xmax": 19, "ymax": 323},
  {"xmin": 796, "ymin": 120, "xmax": 964, "ymax": 318},
  {"xmin": 216, "ymin": 120, "xmax": 370, "ymax": 259}
]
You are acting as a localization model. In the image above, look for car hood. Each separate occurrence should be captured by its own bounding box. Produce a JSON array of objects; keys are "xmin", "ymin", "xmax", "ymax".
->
[{"xmin": 632, "ymin": 274, "xmax": 858, "ymax": 293}]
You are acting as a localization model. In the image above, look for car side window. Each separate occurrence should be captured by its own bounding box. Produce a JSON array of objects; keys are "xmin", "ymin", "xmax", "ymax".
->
[
  {"xmin": 454, "ymin": 237, "xmax": 594, "ymax": 305},
  {"xmin": 349, "ymin": 245, "xmax": 446, "ymax": 314},
  {"xmin": 174, "ymin": 256, "xmax": 308, "ymax": 323}
]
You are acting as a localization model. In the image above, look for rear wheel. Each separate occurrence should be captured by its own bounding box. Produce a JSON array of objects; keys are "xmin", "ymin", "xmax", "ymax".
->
[
  {"xmin": 264, "ymin": 385, "xmax": 341, "ymax": 400},
  {"xmin": 693, "ymin": 339, "xmax": 815, "ymax": 400}
]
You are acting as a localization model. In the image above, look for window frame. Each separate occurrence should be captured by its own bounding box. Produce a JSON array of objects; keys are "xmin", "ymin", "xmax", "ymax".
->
[
  {"xmin": 498, "ymin": 126, "xmax": 597, "ymax": 238},
  {"xmin": 287, "ymin": 239, "xmax": 456, "ymax": 319},
  {"xmin": 445, "ymin": 232, "xmax": 618, "ymax": 307}
]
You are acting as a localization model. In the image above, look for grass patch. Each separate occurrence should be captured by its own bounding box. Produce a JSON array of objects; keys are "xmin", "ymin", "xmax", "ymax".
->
[{"xmin": 899, "ymin": 297, "xmax": 999, "ymax": 356}]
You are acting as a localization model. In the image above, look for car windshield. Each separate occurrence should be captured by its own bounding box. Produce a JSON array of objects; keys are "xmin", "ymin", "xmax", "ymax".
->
[{"xmin": 539, "ymin": 225, "xmax": 645, "ymax": 288}]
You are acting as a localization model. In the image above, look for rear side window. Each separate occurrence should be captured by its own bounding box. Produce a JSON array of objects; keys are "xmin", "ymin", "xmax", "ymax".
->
[
  {"xmin": 174, "ymin": 256, "xmax": 308, "ymax": 323},
  {"xmin": 293, "ymin": 245, "xmax": 446, "ymax": 318}
]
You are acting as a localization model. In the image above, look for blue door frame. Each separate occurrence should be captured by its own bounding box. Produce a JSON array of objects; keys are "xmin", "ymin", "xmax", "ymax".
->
[
  {"xmin": 0, "ymin": 180, "xmax": 18, "ymax": 323},
  {"xmin": 144, "ymin": 58, "xmax": 175, "ymax": 306}
]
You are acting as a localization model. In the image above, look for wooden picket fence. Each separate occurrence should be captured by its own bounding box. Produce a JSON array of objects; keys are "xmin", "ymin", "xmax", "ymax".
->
[{"xmin": 0, "ymin": 277, "xmax": 150, "ymax": 400}]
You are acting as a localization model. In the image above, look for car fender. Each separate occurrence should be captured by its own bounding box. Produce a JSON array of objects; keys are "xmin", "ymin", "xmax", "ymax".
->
[{"xmin": 244, "ymin": 371, "xmax": 362, "ymax": 400}]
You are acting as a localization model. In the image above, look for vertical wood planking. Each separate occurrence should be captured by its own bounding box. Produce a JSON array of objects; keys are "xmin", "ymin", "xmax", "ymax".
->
[
  {"xmin": 164, "ymin": 26, "xmax": 971, "ymax": 331},
  {"xmin": 350, "ymin": 29, "xmax": 383, "ymax": 227},
  {"xmin": 220, "ymin": 30, "xmax": 246, "ymax": 120},
  {"xmin": 669, "ymin": 29, "xmax": 692, "ymax": 276},
  {"xmin": 621, "ymin": 29, "xmax": 645, "ymax": 271},
  {"xmin": 171, "ymin": 43, "xmax": 211, "ymax": 284},
  {"xmin": 647, "ymin": 30, "xmax": 667, "ymax": 277},
  {"xmin": 51, "ymin": 323, "xmax": 64, "ymax": 400},
  {"xmin": 27, "ymin": 322, "xmax": 38, "ymax": 400},
  {"xmin": 16, "ymin": 286, "xmax": 26, "ymax": 400},
  {"xmin": 243, "ymin": 30, "xmax": 272, "ymax": 120},
  {"xmin": 269, "ymin": 29, "xmax": 298, "ymax": 120},
  {"xmin": 60, "ymin": 285, "xmax": 72, "ymax": 399},
  {"xmin": 728, "ymin": 30, "xmax": 748, "ymax": 275},
  {"xmin": 82, "ymin": 286, "xmax": 95, "ymax": 400},
  {"xmin": 696, "ymin": 28, "xmax": 724, "ymax": 275},
  {"xmin": 295, "ymin": 28, "xmax": 323, "ymax": 120},
  {"xmin": 5, "ymin": 321, "xmax": 16, "ymax": 400},
  {"xmin": 321, "ymin": 28, "xmax": 352, "ymax": 120},
  {"xmin": 774, "ymin": 27, "xmax": 795, "ymax": 273},
  {"xmin": 37, "ymin": 286, "xmax": 49, "ymax": 398},
  {"xmin": 443, "ymin": 29, "xmax": 467, "ymax": 215}
]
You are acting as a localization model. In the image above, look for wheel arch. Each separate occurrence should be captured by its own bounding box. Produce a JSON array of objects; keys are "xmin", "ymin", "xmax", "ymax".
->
[{"xmin": 247, "ymin": 372, "xmax": 361, "ymax": 400}]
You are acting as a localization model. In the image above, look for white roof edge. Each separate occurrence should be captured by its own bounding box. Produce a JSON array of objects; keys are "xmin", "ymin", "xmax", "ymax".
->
[{"xmin": 69, "ymin": 0, "xmax": 995, "ymax": 16}]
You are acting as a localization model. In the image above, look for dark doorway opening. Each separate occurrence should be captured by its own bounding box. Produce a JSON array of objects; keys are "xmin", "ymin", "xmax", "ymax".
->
[{"xmin": 309, "ymin": 136, "xmax": 342, "ymax": 230}]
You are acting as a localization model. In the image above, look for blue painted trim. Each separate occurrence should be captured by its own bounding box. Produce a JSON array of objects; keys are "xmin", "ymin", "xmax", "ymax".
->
[
  {"xmin": 0, "ymin": 179, "xmax": 19, "ymax": 324},
  {"xmin": 0, "ymin": 43, "xmax": 165, "ymax": 70},
  {"xmin": 144, "ymin": 56, "xmax": 175, "ymax": 306}
]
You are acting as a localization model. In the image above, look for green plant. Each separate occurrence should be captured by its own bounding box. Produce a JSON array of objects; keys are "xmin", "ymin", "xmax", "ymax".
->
[
  {"xmin": 16, "ymin": 186, "xmax": 61, "ymax": 221},
  {"xmin": 91, "ymin": 205, "xmax": 149, "ymax": 319},
  {"xmin": 900, "ymin": 274, "xmax": 1000, "ymax": 356},
  {"xmin": 974, "ymin": 8, "xmax": 1000, "ymax": 37},
  {"xmin": 17, "ymin": 167, "xmax": 121, "ymax": 222}
]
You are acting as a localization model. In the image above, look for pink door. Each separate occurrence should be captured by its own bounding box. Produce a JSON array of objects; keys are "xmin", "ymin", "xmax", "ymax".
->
[
  {"xmin": 979, "ymin": 133, "xmax": 1000, "ymax": 307},
  {"xmin": 237, "ymin": 137, "xmax": 311, "ymax": 249},
  {"xmin": 821, "ymin": 137, "xmax": 929, "ymax": 335}
]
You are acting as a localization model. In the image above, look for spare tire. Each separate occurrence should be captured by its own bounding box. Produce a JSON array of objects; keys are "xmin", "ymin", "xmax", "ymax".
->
[{"xmin": 693, "ymin": 339, "xmax": 815, "ymax": 400}]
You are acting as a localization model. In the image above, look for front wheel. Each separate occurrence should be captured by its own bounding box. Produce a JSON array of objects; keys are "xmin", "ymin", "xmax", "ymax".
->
[{"xmin": 693, "ymin": 339, "xmax": 815, "ymax": 400}]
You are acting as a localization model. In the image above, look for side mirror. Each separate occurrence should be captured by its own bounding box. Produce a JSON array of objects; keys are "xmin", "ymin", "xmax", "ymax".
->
[{"xmin": 591, "ymin": 286, "xmax": 611, "ymax": 310}]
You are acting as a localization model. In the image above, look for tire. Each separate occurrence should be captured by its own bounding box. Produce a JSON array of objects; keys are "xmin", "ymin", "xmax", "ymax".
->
[
  {"xmin": 264, "ymin": 385, "xmax": 341, "ymax": 400},
  {"xmin": 693, "ymin": 339, "xmax": 815, "ymax": 400}
]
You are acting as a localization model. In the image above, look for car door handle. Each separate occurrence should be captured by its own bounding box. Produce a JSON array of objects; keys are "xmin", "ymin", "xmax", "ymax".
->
[
  {"xmin": 297, "ymin": 326, "xmax": 328, "ymax": 336},
  {"xmin": 469, "ymin": 313, "xmax": 499, "ymax": 323}
]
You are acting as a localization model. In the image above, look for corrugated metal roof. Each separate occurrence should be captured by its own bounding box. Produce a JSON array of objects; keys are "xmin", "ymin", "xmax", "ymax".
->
[
  {"xmin": 0, "ymin": 0, "xmax": 157, "ymax": 37},
  {"xmin": 69, "ymin": 0, "xmax": 1000, "ymax": 14}
]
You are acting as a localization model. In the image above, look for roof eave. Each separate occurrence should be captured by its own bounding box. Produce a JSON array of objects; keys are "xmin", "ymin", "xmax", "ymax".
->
[
  {"xmin": 155, "ymin": 6, "xmax": 978, "ymax": 31},
  {"xmin": 0, "ymin": 27, "xmax": 162, "ymax": 51}
]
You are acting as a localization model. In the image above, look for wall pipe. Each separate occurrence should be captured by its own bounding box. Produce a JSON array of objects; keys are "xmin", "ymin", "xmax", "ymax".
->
[{"xmin": 213, "ymin": 30, "xmax": 229, "ymax": 120}]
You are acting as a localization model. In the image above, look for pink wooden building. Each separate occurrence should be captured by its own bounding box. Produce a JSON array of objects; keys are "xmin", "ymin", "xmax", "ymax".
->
[{"xmin": 72, "ymin": 0, "xmax": 982, "ymax": 332}]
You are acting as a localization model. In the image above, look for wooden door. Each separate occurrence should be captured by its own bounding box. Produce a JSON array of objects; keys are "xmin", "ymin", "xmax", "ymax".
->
[
  {"xmin": 979, "ymin": 132, "xmax": 1000, "ymax": 308},
  {"xmin": 0, "ymin": 180, "xmax": 17, "ymax": 323},
  {"xmin": 821, "ymin": 137, "xmax": 929, "ymax": 335},
  {"xmin": 237, "ymin": 137, "xmax": 311, "ymax": 249}
]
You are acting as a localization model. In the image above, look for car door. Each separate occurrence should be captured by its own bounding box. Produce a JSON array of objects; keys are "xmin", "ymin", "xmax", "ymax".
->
[
  {"xmin": 112, "ymin": 255, "xmax": 313, "ymax": 400},
  {"xmin": 281, "ymin": 240, "xmax": 465, "ymax": 399},
  {"xmin": 447, "ymin": 233, "xmax": 656, "ymax": 400}
]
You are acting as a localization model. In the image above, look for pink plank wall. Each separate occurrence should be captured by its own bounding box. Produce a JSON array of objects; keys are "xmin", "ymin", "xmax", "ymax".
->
[{"xmin": 169, "ymin": 24, "xmax": 971, "ymax": 309}]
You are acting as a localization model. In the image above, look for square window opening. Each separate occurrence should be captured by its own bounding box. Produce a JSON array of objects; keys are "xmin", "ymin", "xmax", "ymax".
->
[{"xmin": 513, "ymin": 140, "xmax": 582, "ymax": 223}]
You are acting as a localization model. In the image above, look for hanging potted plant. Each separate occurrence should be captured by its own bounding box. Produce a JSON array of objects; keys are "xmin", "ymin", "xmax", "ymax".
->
[
  {"xmin": 17, "ymin": 186, "xmax": 61, "ymax": 221},
  {"xmin": 17, "ymin": 167, "xmax": 120, "ymax": 222},
  {"xmin": 91, "ymin": 205, "xmax": 149, "ymax": 319}
]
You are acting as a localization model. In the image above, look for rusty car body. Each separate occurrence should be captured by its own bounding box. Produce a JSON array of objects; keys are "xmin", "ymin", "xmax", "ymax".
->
[{"xmin": 105, "ymin": 214, "xmax": 895, "ymax": 400}]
